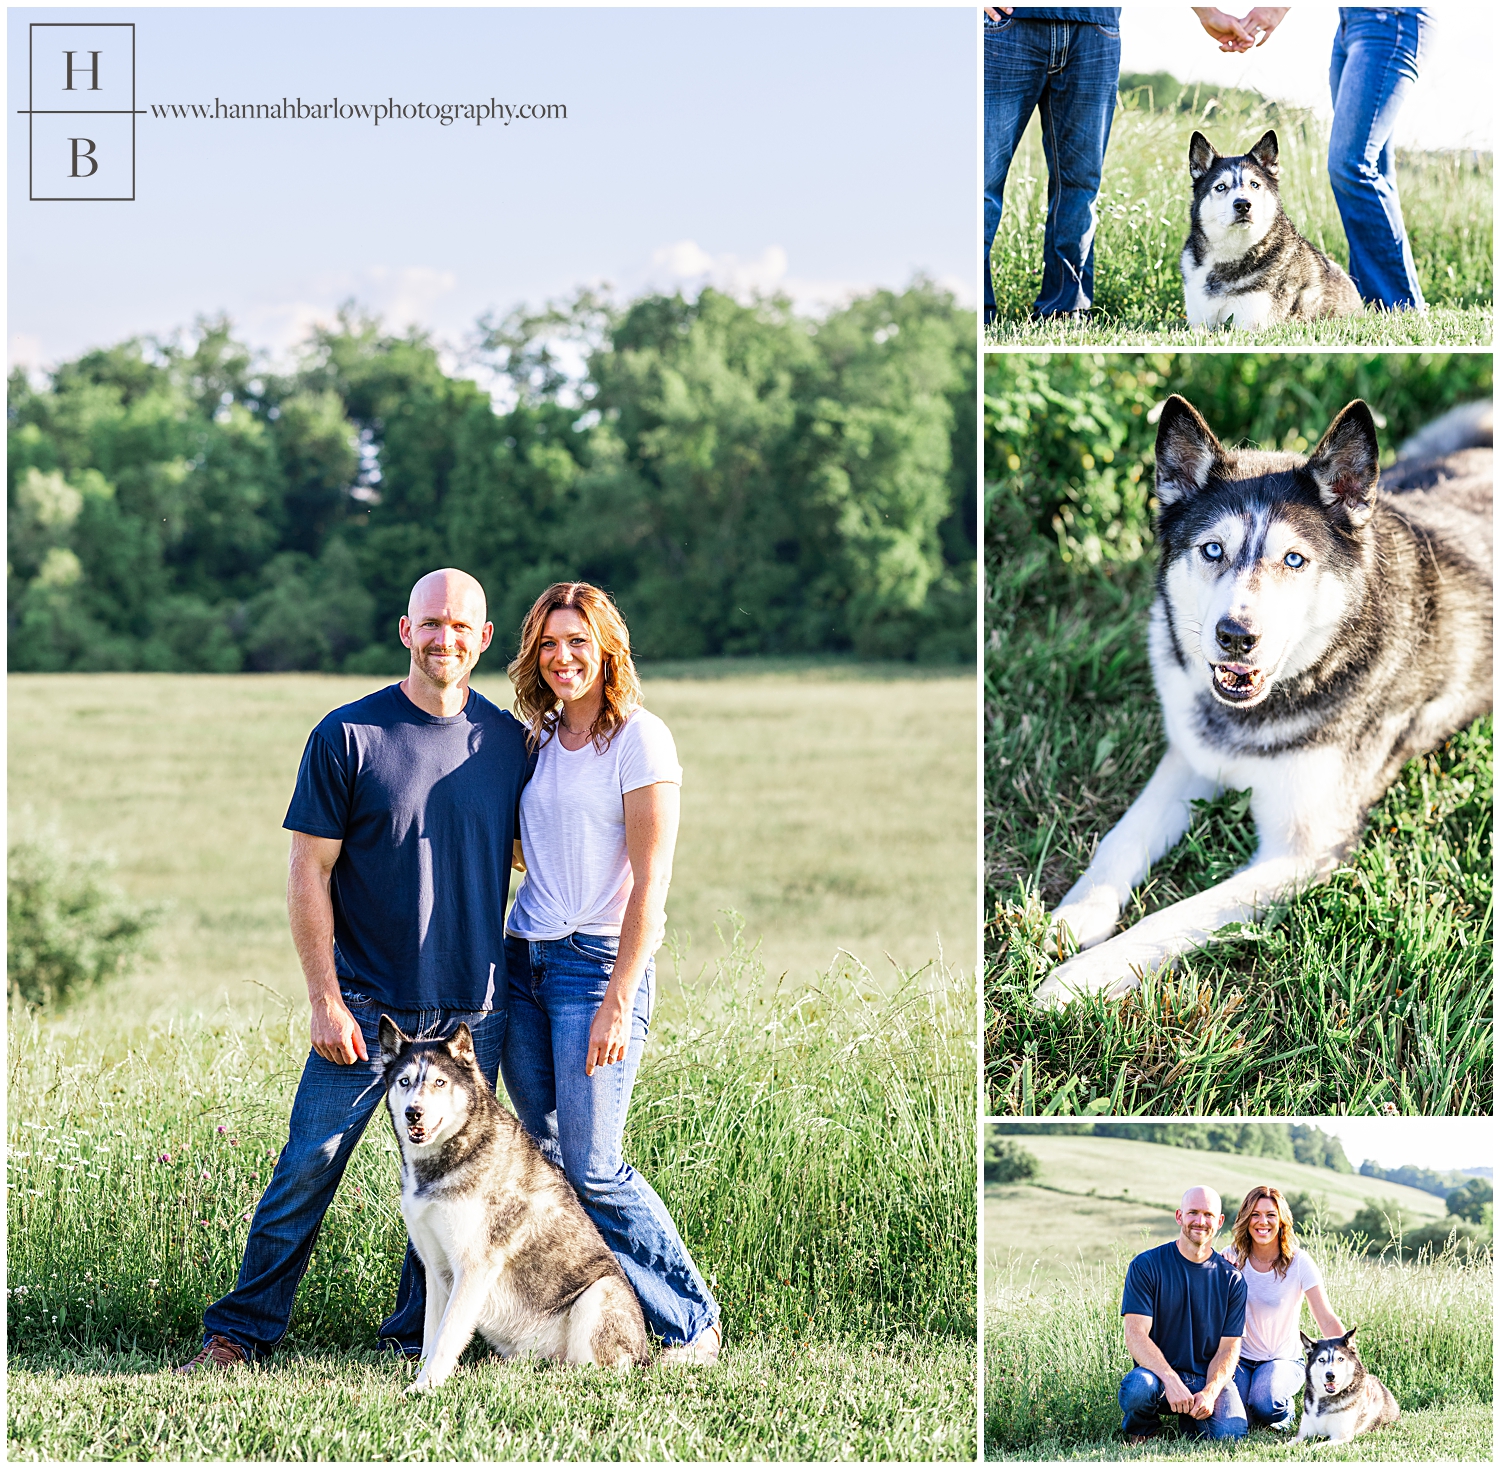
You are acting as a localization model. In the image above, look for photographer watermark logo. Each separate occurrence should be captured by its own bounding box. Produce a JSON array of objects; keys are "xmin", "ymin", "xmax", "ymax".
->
[{"xmin": 24, "ymin": 22, "xmax": 137, "ymax": 201}]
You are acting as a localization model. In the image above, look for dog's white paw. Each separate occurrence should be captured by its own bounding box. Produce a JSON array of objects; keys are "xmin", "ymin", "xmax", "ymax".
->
[
  {"xmin": 1046, "ymin": 892, "xmax": 1121, "ymax": 954},
  {"xmin": 405, "ymin": 1369, "xmax": 439, "ymax": 1396},
  {"xmin": 1034, "ymin": 943, "xmax": 1155, "ymax": 1008}
]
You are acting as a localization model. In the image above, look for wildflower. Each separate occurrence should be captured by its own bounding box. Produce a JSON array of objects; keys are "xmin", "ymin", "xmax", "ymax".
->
[
  {"xmin": 217, "ymin": 1126, "xmax": 226, "ymax": 1135},
  {"xmin": 158, "ymin": 1152, "xmax": 171, "ymax": 1164},
  {"xmin": 201, "ymin": 1170, "xmax": 211, "ymax": 1180},
  {"xmin": 241, "ymin": 1211, "xmax": 250, "ymax": 1222},
  {"xmin": 148, "ymin": 1279, "xmax": 159, "ymax": 1289}
]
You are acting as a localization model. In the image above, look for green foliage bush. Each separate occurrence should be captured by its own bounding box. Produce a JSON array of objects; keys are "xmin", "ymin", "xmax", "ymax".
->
[
  {"xmin": 7, "ymin": 283, "xmax": 974, "ymax": 671},
  {"xmin": 1446, "ymin": 1178, "xmax": 1493, "ymax": 1225},
  {"xmin": 7, "ymin": 834, "xmax": 161, "ymax": 1007},
  {"xmin": 985, "ymin": 1136, "xmax": 1039, "ymax": 1184}
]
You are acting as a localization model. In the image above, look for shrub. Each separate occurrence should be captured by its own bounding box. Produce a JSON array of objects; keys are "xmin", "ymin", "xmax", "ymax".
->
[
  {"xmin": 7, "ymin": 834, "xmax": 161, "ymax": 1007},
  {"xmin": 986, "ymin": 1135, "xmax": 1041, "ymax": 1184}
]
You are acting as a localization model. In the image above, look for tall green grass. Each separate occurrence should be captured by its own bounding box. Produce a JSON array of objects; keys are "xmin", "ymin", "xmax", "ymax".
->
[
  {"xmin": 6, "ymin": 924, "xmax": 975, "ymax": 1355},
  {"xmin": 986, "ymin": 1231, "xmax": 1493, "ymax": 1454},
  {"xmin": 987, "ymin": 89, "xmax": 1492, "ymax": 343}
]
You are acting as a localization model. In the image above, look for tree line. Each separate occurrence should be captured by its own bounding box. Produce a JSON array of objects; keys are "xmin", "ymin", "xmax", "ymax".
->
[
  {"xmin": 8, "ymin": 281, "xmax": 975, "ymax": 673},
  {"xmin": 992, "ymin": 1122, "xmax": 1353, "ymax": 1173}
]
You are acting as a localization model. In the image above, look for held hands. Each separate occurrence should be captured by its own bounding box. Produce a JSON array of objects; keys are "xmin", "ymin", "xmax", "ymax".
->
[
  {"xmin": 1193, "ymin": 6, "xmax": 1288, "ymax": 52},
  {"xmin": 1189, "ymin": 1385, "xmax": 1220, "ymax": 1419},
  {"xmin": 585, "ymin": 992, "xmax": 632, "ymax": 1076},
  {"xmin": 311, "ymin": 992, "xmax": 368, "ymax": 1065}
]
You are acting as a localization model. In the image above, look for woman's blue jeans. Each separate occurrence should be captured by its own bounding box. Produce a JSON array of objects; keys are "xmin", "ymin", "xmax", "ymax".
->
[
  {"xmin": 1328, "ymin": 7, "xmax": 1430, "ymax": 310},
  {"xmin": 1118, "ymin": 1366, "xmax": 1249, "ymax": 1440},
  {"xmin": 984, "ymin": 13, "xmax": 1120, "ymax": 318},
  {"xmin": 201, "ymin": 992, "xmax": 505, "ymax": 1359},
  {"xmin": 500, "ymin": 933, "xmax": 719, "ymax": 1347},
  {"xmin": 1234, "ymin": 1356, "xmax": 1307, "ymax": 1430}
]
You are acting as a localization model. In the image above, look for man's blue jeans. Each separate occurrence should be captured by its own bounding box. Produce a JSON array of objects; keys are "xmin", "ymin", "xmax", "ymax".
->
[
  {"xmin": 201, "ymin": 991, "xmax": 505, "ymax": 1359},
  {"xmin": 501, "ymin": 933, "xmax": 719, "ymax": 1348},
  {"xmin": 1234, "ymin": 1356, "xmax": 1307, "ymax": 1430},
  {"xmin": 984, "ymin": 13, "xmax": 1120, "ymax": 318},
  {"xmin": 1329, "ymin": 7, "xmax": 1430, "ymax": 310},
  {"xmin": 1119, "ymin": 1366, "xmax": 1249, "ymax": 1440}
]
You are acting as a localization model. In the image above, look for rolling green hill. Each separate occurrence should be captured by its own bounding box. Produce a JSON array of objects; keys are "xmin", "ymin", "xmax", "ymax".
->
[{"xmin": 986, "ymin": 1133, "xmax": 1448, "ymax": 1283}]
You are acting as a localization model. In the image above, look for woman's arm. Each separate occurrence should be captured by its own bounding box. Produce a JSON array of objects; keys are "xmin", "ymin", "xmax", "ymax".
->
[
  {"xmin": 584, "ymin": 780, "xmax": 680, "ymax": 1075},
  {"xmin": 1305, "ymin": 1283, "xmax": 1345, "ymax": 1339}
]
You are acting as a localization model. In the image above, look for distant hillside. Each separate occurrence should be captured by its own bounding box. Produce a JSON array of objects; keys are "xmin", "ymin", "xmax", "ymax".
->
[
  {"xmin": 1361, "ymin": 1160, "xmax": 1494, "ymax": 1197},
  {"xmin": 985, "ymin": 1134, "xmax": 1447, "ymax": 1284},
  {"xmin": 1002, "ymin": 1121, "xmax": 1350, "ymax": 1172}
]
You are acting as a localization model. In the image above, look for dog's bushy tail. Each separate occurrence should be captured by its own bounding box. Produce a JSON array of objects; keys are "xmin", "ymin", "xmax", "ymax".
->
[{"xmin": 1398, "ymin": 402, "xmax": 1493, "ymax": 461}]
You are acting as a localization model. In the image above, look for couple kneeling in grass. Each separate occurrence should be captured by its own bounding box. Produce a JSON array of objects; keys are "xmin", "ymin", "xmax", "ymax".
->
[{"xmin": 1120, "ymin": 1185, "xmax": 1343, "ymax": 1443}]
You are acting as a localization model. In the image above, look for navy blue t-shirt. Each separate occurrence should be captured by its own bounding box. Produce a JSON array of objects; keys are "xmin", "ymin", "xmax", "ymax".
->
[
  {"xmin": 284, "ymin": 683, "xmax": 530, "ymax": 1012},
  {"xmin": 1120, "ymin": 1241, "xmax": 1246, "ymax": 1378}
]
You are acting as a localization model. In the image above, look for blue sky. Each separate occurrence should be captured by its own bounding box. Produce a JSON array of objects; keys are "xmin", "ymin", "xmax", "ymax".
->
[{"xmin": 9, "ymin": 5, "xmax": 977, "ymax": 371}]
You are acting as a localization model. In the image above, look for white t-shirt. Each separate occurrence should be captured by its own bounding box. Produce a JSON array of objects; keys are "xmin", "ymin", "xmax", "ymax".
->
[
  {"xmin": 1223, "ymin": 1246, "xmax": 1325, "ymax": 1361},
  {"xmin": 506, "ymin": 707, "xmax": 682, "ymax": 944}
]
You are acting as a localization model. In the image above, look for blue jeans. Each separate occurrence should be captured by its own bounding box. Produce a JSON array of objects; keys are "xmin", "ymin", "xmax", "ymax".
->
[
  {"xmin": 1119, "ymin": 1366, "xmax": 1249, "ymax": 1440},
  {"xmin": 1328, "ymin": 7, "xmax": 1430, "ymax": 310},
  {"xmin": 1234, "ymin": 1356, "xmax": 1306, "ymax": 1430},
  {"xmin": 984, "ymin": 13, "xmax": 1120, "ymax": 317},
  {"xmin": 500, "ymin": 933, "xmax": 719, "ymax": 1347},
  {"xmin": 201, "ymin": 991, "xmax": 506, "ymax": 1358}
]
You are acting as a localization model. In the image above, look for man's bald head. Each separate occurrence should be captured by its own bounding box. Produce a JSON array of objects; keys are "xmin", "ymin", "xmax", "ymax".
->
[
  {"xmin": 408, "ymin": 567, "xmax": 487, "ymax": 624},
  {"xmin": 399, "ymin": 568, "xmax": 494, "ymax": 708},
  {"xmin": 1181, "ymin": 1185, "xmax": 1223, "ymax": 1215}
]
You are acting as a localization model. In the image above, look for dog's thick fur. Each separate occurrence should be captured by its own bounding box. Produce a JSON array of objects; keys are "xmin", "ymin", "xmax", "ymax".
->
[
  {"xmin": 1037, "ymin": 397, "xmax": 1492, "ymax": 1003},
  {"xmin": 379, "ymin": 1017, "xmax": 648, "ymax": 1391},
  {"xmin": 1182, "ymin": 130, "xmax": 1362, "ymax": 329},
  {"xmin": 1294, "ymin": 1329, "xmax": 1400, "ymax": 1446}
]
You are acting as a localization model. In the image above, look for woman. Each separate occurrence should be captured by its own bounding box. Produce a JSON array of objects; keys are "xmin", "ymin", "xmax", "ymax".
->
[
  {"xmin": 501, "ymin": 581, "xmax": 721, "ymax": 1364},
  {"xmin": 1222, "ymin": 1186, "xmax": 1345, "ymax": 1430}
]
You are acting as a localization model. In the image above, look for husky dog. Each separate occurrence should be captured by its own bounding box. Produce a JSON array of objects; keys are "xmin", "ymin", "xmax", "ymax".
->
[
  {"xmin": 1182, "ymin": 130, "xmax": 1362, "ymax": 329},
  {"xmin": 1036, "ymin": 396, "xmax": 1492, "ymax": 1004},
  {"xmin": 1295, "ymin": 1329, "xmax": 1400, "ymax": 1446},
  {"xmin": 379, "ymin": 1017, "xmax": 648, "ymax": 1391}
]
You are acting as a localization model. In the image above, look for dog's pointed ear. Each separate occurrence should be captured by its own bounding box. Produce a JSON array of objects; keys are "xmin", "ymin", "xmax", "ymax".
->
[
  {"xmin": 1307, "ymin": 401, "xmax": 1380, "ymax": 527},
  {"xmin": 1154, "ymin": 396, "xmax": 1221, "ymax": 508},
  {"xmin": 1188, "ymin": 131, "xmax": 1219, "ymax": 182},
  {"xmin": 447, "ymin": 1022, "xmax": 476, "ymax": 1065},
  {"xmin": 1300, "ymin": 1330, "xmax": 1315, "ymax": 1353},
  {"xmin": 1341, "ymin": 1325, "xmax": 1358, "ymax": 1343},
  {"xmin": 378, "ymin": 1015, "xmax": 408, "ymax": 1065},
  {"xmin": 1248, "ymin": 129, "xmax": 1279, "ymax": 176}
]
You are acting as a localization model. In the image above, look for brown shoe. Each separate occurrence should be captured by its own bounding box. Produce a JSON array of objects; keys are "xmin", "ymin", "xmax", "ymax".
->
[{"xmin": 175, "ymin": 1334, "xmax": 249, "ymax": 1375}]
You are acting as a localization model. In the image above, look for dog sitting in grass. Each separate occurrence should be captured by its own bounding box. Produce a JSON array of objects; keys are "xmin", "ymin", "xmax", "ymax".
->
[{"xmin": 1182, "ymin": 130, "xmax": 1362, "ymax": 330}]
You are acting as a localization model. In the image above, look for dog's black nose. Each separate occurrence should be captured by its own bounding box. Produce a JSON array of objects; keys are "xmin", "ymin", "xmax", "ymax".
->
[
  {"xmin": 405, "ymin": 1105, "xmax": 422, "ymax": 1124},
  {"xmin": 1234, "ymin": 197, "xmax": 1252, "ymax": 216},
  {"xmin": 1216, "ymin": 618, "xmax": 1259, "ymax": 658}
]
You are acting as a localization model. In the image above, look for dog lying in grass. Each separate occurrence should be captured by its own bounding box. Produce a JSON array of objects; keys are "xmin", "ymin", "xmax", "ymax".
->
[
  {"xmin": 1037, "ymin": 398, "xmax": 1492, "ymax": 1004},
  {"xmin": 1295, "ymin": 1328, "xmax": 1400, "ymax": 1446}
]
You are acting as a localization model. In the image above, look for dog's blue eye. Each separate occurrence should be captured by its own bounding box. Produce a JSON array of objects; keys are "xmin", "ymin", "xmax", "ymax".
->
[
  {"xmin": 1202, "ymin": 542, "xmax": 1224, "ymax": 561},
  {"xmin": 1285, "ymin": 551, "xmax": 1305, "ymax": 568},
  {"xmin": 399, "ymin": 1078, "xmax": 410, "ymax": 1088},
  {"xmin": 1214, "ymin": 183, "xmax": 1228, "ymax": 192},
  {"xmin": 433, "ymin": 1078, "xmax": 446, "ymax": 1088},
  {"xmin": 1250, "ymin": 180, "xmax": 1260, "ymax": 189}
]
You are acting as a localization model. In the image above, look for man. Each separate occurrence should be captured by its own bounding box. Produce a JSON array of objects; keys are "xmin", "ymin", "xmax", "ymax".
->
[
  {"xmin": 1118, "ymin": 1186, "xmax": 1249, "ymax": 1443},
  {"xmin": 983, "ymin": 6, "xmax": 1122, "ymax": 324},
  {"xmin": 177, "ymin": 568, "xmax": 530, "ymax": 1372}
]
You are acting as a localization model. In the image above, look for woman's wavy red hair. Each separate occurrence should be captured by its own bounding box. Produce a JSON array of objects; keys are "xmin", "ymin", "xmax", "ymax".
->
[{"xmin": 508, "ymin": 582, "xmax": 642, "ymax": 752}]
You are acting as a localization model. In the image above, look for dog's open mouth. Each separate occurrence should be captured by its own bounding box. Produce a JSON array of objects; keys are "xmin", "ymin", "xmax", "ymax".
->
[
  {"xmin": 406, "ymin": 1124, "xmax": 429, "ymax": 1144},
  {"xmin": 1211, "ymin": 662, "xmax": 1267, "ymax": 703}
]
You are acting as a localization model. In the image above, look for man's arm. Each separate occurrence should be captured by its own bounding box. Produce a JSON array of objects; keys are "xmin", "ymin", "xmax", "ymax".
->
[
  {"xmin": 1192, "ymin": 1334, "xmax": 1242, "ymax": 1417},
  {"xmin": 1123, "ymin": 1314, "xmax": 1195, "ymax": 1414},
  {"xmin": 287, "ymin": 831, "xmax": 367, "ymax": 1065}
]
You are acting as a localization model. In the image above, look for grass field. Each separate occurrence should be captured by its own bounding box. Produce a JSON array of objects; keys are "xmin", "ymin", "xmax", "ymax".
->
[
  {"xmin": 983, "ymin": 356, "xmax": 1494, "ymax": 1117},
  {"xmin": 984, "ymin": 1140, "xmax": 1493, "ymax": 1461},
  {"xmin": 6, "ymin": 665, "xmax": 978, "ymax": 1460},
  {"xmin": 983, "ymin": 1135, "xmax": 1448, "ymax": 1284},
  {"xmin": 985, "ymin": 91, "xmax": 1493, "ymax": 347}
]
